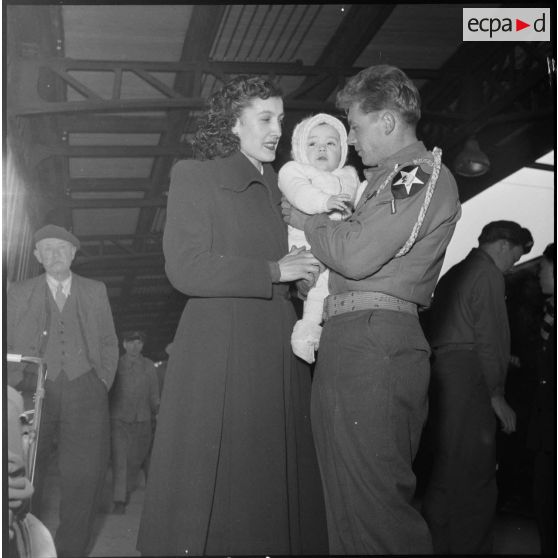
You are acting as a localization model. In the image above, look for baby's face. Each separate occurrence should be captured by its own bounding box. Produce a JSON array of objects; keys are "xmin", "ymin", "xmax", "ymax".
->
[{"xmin": 306, "ymin": 123, "xmax": 342, "ymax": 172}]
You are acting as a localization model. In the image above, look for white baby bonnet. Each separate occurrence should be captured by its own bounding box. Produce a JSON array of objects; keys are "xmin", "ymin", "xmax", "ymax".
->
[{"xmin": 291, "ymin": 113, "xmax": 349, "ymax": 171}]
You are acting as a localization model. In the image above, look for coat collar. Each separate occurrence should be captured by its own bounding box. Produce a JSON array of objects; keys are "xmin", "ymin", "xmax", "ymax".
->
[
  {"xmin": 469, "ymin": 247, "xmax": 503, "ymax": 275},
  {"xmin": 216, "ymin": 151, "xmax": 276, "ymax": 193},
  {"xmin": 215, "ymin": 151, "xmax": 281, "ymax": 207}
]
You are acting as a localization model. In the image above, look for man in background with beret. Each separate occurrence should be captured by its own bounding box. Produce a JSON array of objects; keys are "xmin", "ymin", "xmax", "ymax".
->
[
  {"xmin": 421, "ymin": 220, "xmax": 534, "ymax": 554},
  {"xmin": 109, "ymin": 330, "xmax": 159, "ymax": 515},
  {"xmin": 7, "ymin": 224, "xmax": 119, "ymax": 557}
]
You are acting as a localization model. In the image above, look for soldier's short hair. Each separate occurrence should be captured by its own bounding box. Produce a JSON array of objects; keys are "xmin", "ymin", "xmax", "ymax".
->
[{"xmin": 336, "ymin": 64, "xmax": 421, "ymax": 126}]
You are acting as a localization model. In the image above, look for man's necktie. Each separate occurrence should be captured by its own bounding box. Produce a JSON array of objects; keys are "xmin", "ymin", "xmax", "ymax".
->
[
  {"xmin": 540, "ymin": 298, "xmax": 554, "ymax": 343},
  {"xmin": 55, "ymin": 283, "xmax": 67, "ymax": 312}
]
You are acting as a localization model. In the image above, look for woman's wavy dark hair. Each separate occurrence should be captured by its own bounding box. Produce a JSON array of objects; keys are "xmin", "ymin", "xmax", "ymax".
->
[{"xmin": 192, "ymin": 75, "xmax": 283, "ymax": 160}]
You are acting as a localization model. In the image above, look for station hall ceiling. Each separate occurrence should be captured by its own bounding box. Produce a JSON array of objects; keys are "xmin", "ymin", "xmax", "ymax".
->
[{"xmin": 6, "ymin": 4, "xmax": 555, "ymax": 354}]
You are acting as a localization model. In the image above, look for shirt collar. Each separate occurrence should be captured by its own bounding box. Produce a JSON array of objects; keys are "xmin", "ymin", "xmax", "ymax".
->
[
  {"xmin": 379, "ymin": 141, "xmax": 429, "ymax": 169},
  {"xmin": 362, "ymin": 141, "xmax": 429, "ymax": 182},
  {"xmin": 46, "ymin": 273, "xmax": 72, "ymax": 296}
]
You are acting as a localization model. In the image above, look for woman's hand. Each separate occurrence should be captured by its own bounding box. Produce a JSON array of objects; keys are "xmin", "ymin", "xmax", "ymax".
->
[
  {"xmin": 281, "ymin": 199, "xmax": 310, "ymax": 231},
  {"xmin": 278, "ymin": 246, "xmax": 321, "ymax": 282}
]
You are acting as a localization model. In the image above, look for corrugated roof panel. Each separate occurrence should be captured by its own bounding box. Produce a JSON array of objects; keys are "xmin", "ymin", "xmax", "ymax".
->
[{"xmin": 63, "ymin": 5, "xmax": 192, "ymax": 61}]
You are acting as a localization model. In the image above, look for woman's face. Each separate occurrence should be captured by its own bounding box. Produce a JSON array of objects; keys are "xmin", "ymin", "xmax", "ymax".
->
[{"xmin": 232, "ymin": 97, "xmax": 284, "ymax": 168}]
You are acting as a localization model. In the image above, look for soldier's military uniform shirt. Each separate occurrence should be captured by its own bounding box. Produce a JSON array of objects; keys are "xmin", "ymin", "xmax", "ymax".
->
[
  {"xmin": 110, "ymin": 353, "xmax": 160, "ymax": 422},
  {"xmin": 304, "ymin": 141, "xmax": 461, "ymax": 306}
]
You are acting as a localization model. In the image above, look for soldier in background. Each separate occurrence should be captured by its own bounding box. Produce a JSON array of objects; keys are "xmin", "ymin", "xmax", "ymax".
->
[{"xmin": 110, "ymin": 330, "xmax": 160, "ymax": 514}]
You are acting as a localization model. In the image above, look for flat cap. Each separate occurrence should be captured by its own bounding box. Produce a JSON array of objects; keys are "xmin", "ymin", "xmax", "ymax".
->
[
  {"xmin": 478, "ymin": 220, "xmax": 533, "ymax": 254},
  {"xmin": 122, "ymin": 330, "xmax": 146, "ymax": 343},
  {"xmin": 34, "ymin": 225, "xmax": 80, "ymax": 249}
]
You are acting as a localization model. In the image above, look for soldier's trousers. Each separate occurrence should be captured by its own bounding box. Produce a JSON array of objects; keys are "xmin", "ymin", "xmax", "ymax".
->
[
  {"xmin": 110, "ymin": 419, "xmax": 152, "ymax": 503},
  {"xmin": 422, "ymin": 349, "xmax": 497, "ymax": 554},
  {"xmin": 311, "ymin": 309, "xmax": 433, "ymax": 555}
]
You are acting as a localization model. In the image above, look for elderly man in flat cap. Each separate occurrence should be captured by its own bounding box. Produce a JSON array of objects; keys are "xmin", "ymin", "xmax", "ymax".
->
[
  {"xmin": 109, "ymin": 330, "xmax": 160, "ymax": 515},
  {"xmin": 7, "ymin": 224, "xmax": 118, "ymax": 557},
  {"xmin": 421, "ymin": 220, "xmax": 534, "ymax": 555}
]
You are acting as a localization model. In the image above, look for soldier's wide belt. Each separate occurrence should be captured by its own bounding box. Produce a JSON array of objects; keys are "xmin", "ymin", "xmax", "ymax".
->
[{"xmin": 323, "ymin": 291, "xmax": 417, "ymax": 322}]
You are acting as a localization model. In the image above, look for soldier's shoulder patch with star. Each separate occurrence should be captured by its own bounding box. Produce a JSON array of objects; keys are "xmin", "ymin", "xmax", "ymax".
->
[{"xmin": 391, "ymin": 165, "xmax": 431, "ymax": 199}]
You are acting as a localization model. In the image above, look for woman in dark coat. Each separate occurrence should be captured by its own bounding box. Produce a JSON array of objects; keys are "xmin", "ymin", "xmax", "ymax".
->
[{"xmin": 137, "ymin": 76, "xmax": 328, "ymax": 556}]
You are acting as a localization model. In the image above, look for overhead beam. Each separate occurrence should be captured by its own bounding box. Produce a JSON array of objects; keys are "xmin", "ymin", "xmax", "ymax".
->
[
  {"xmin": 23, "ymin": 57, "xmax": 438, "ymax": 77},
  {"xmin": 526, "ymin": 162, "xmax": 554, "ymax": 172},
  {"xmin": 15, "ymin": 95, "xmax": 340, "ymax": 117},
  {"xmin": 10, "ymin": 57, "xmax": 437, "ymax": 116},
  {"xmin": 34, "ymin": 144, "xmax": 190, "ymax": 158},
  {"xmin": 59, "ymin": 114, "xmax": 170, "ymax": 133},
  {"xmin": 68, "ymin": 178, "xmax": 158, "ymax": 191},
  {"xmin": 74, "ymin": 252, "xmax": 164, "ymax": 264},
  {"xmin": 59, "ymin": 197, "xmax": 166, "ymax": 208}
]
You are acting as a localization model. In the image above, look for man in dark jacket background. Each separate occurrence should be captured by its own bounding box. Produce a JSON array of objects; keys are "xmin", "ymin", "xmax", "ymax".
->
[
  {"xmin": 527, "ymin": 242, "xmax": 556, "ymax": 555},
  {"xmin": 7, "ymin": 224, "xmax": 119, "ymax": 557},
  {"xmin": 422, "ymin": 220, "xmax": 534, "ymax": 554}
]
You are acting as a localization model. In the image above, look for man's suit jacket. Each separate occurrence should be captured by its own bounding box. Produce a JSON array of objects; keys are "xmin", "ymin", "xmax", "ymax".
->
[{"xmin": 7, "ymin": 273, "xmax": 119, "ymax": 389}]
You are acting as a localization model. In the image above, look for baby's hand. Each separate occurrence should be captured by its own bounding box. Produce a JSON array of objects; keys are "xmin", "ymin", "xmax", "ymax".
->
[{"xmin": 326, "ymin": 193, "xmax": 352, "ymax": 212}]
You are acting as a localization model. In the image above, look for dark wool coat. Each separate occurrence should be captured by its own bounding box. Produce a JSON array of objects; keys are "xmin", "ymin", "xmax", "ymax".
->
[{"xmin": 137, "ymin": 152, "xmax": 327, "ymax": 556}]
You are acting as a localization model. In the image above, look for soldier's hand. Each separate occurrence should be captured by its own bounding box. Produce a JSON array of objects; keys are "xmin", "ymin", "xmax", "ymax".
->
[{"xmin": 281, "ymin": 198, "xmax": 310, "ymax": 231}]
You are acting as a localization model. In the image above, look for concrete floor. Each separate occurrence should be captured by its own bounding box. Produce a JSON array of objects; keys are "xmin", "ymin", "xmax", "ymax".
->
[{"xmin": 37, "ymin": 468, "xmax": 540, "ymax": 557}]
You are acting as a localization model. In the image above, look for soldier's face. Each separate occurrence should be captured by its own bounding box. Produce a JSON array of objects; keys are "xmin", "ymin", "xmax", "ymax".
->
[
  {"xmin": 124, "ymin": 339, "xmax": 144, "ymax": 357},
  {"xmin": 346, "ymin": 103, "xmax": 386, "ymax": 167},
  {"xmin": 34, "ymin": 238, "xmax": 76, "ymax": 276}
]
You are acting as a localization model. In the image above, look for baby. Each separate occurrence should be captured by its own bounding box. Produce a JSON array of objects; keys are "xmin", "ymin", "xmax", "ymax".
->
[{"xmin": 279, "ymin": 113, "xmax": 361, "ymax": 363}]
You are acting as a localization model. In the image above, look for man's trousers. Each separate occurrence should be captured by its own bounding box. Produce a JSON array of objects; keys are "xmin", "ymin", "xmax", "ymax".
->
[
  {"xmin": 422, "ymin": 349, "xmax": 497, "ymax": 554},
  {"xmin": 32, "ymin": 370, "xmax": 110, "ymax": 558}
]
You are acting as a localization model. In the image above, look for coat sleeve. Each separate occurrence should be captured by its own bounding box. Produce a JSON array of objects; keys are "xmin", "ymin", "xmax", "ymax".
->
[
  {"xmin": 95, "ymin": 282, "xmax": 119, "ymax": 389},
  {"xmin": 163, "ymin": 160, "xmax": 274, "ymax": 298},
  {"xmin": 470, "ymin": 274, "xmax": 508, "ymax": 397},
  {"xmin": 278, "ymin": 162, "xmax": 332, "ymax": 214},
  {"xmin": 147, "ymin": 360, "xmax": 160, "ymax": 414},
  {"xmin": 303, "ymin": 190, "xmax": 422, "ymax": 280},
  {"xmin": 304, "ymin": 166, "xmax": 460, "ymax": 280}
]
